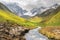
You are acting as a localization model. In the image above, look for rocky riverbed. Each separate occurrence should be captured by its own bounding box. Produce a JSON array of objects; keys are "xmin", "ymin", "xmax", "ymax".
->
[
  {"xmin": 0, "ymin": 21, "xmax": 29, "ymax": 40},
  {"xmin": 0, "ymin": 21, "xmax": 60, "ymax": 40}
]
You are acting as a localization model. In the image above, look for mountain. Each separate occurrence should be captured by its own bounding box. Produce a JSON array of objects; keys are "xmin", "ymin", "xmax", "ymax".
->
[
  {"xmin": 3, "ymin": 3, "xmax": 27, "ymax": 16},
  {"xmin": 0, "ymin": 3, "xmax": 26, "ymax": 24},
  {"xmin": 2, "ymin": 2, "xmax": 60, "ymax": 18},
  {"xmin": 0, "ymin": 3, "xmax": 38, "ymax": 29},
  {"xmin": 0, "ymin": 2, "xmax": 60, "ymax": 28},
  {"xmin": 29, "ymin": 4, "xmax": 60, "ymax": 27},
  {"xmin": 39, "ymin": 5, "xmax": 60, "ymax": 26}
]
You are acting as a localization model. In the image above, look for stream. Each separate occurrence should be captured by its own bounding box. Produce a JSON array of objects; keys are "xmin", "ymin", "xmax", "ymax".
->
[{"xmin": 25, "ymin": 27, "xmax": 49, "ymax": 40}]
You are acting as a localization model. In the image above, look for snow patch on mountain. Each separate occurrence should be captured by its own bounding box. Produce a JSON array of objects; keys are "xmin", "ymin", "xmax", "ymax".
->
[{"xmin": 0, "ymin": 0, "xmax": 60, "ymax": 17}]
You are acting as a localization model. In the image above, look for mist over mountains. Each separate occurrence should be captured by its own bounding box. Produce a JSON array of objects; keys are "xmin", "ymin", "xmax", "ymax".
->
[{"xmin": 0, "ymin": 0, "xmax": 60, "ymax": 18}]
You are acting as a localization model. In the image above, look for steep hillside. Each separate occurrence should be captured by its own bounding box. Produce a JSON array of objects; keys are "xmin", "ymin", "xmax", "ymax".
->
[
  {"xmin": 46, "ymin": 12, "xmax": 60, "ymax": 26},
  {"xmin": 38, "ymin": 5, "xmax": 60, "ymax": 26},
  {"xmin": 0, "ymin": 2, "xmax": 26, "ymax": 23},
  {"xmin": 0, "ymin": 3, "xmax": 37, "ymax": 29},
  {"xmin": 0, "ymin": 9, "xmax": 25, "ymax": 24},
  {"xmin": 27, "ymin": 6, "xmax": 60, "ymax": 27}
]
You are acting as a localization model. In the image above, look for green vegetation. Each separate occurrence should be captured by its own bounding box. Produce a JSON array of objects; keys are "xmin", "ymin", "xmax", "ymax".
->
[
  {"xmin": 46, "ymin": 12, "xmax": 60, "ymax": 26},
  {"xmin": 0, "ymin": 3, "xmax": 38, "ymax": 29},
  {"xmin": 0, "ymin": 9, "xmax": 38, "ymax": 29},
  {"xmin": 0, "ymin": 3, "xmax": 39, "ymax": 29},
  {"xmin": 38, "ymin": 11, "xmax": 60, "ymax": 27},
  {"xmin": 0, "ymin": 3, "xmax": 60, "ymax": 29}
]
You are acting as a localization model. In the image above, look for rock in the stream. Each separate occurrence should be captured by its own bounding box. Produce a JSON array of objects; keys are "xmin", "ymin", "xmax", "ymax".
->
[
  {"xmin": 0, "ymin": 21, "xmax": 29, "ymax": 40},
  {"xmin": 39, "ymin": 26, "xmax": 60, "ymax": 40}
]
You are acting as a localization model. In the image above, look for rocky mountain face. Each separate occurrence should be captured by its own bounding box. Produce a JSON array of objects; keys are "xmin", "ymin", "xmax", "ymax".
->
[
  {"xmin": 0, "ymin": 0, "xmax": 60, "ymax": 19},
  {"xmin": 2, "ymin": 3, "xmax": 27, "ymax": 16},
  {"xmin": 2, "ymin": 2, "xmax": 60, "ymax": 19},
  {"xmin": 36, "ymin": 4, "xmax": 60, "ymax": 17}
]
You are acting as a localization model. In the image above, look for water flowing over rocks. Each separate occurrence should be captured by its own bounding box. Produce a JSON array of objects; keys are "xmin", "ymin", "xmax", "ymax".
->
[{"xmin": 25, "ymin": 27, "xmax": 49, "ymax": 40}]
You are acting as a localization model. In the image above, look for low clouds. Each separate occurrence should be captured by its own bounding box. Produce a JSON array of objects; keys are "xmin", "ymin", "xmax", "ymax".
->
[{"xmin": 0, "ymin": 0, "xmax": 60, "ymax": 11}]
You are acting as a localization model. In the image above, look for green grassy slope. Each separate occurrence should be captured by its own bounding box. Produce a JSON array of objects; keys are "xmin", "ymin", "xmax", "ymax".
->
[
  {"xmin": 38, "ymin": 6, "xmax": 60, "ymax": 27},
  {"xmin": 0, "ymin": 3, "xmax": 25, "ymax": 23},
  {"xmin": 0, "ymin": 9, "xmax": 25, "ymax": 23},
  {"xmin": 0, "ymin": 9, "xmax": 38, "ymax": 29},
  {"xmin": 46, "ymin": 12, "xmax": 60, "ymax": 26},
  {"xmin": 0, "ymin": 3, "xmax": 39, "ymax": 29},
  {"xmin": 39, "ymin": 12, "xmax": 60, "ymax": 27},
  {"xmin": 0, "ymin": 2, "xmax": 60, "ymax": 29}
]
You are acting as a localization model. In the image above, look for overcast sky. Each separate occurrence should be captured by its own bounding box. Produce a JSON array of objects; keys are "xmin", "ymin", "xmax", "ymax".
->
[{"xmin": 0, "ymin": 0, "xmax": 60, "ymax": 11}]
